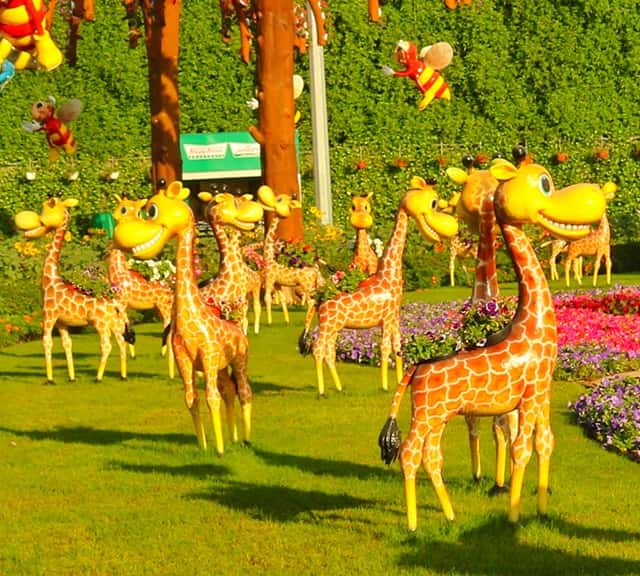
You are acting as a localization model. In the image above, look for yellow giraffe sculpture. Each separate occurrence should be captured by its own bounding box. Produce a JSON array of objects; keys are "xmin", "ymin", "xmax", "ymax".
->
[
  {"xmin": 349, "ymin": 192, "xmax": 379, "ymax": 275},
  {"xmin": 564, "ymin": 183, "xmax": 616, "ymax": 287},
  {"xmin": 379, "ymin": 160, "xmax": 606, "ymax": 530},
  {"xmin": 113, "ymin": 182, "xmax": 254, "ymax": 455},
  {"xmin": 258, "ymin": 185, "xmax": 324, "ymax": 325},
  {"xmin": 15, "ymin": 196, "xmax": 133, "ymax": 384},
  {"xmin": 198, "ymin": 192, "xmax": 265, "ymax": 335},
  {"xmin": 109, "ymin": 194, "xmax": 175, "ymax": 376},
  {"xmin": 301, "ymin": 177, "xmax": 459, "ymax": 396}
]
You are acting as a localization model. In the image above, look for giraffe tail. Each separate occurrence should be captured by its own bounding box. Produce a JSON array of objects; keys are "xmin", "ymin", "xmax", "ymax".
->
[
  {"xmin": 123, "ymin": 323, "xmax": 136, "ymax": 345},
  {"xmin": 298, "ymin": 303, "xmax": 317, "ymax": 355},
  {"xmin": 378, "ymin": 417, "xmax": 401, "ymax": 465}
]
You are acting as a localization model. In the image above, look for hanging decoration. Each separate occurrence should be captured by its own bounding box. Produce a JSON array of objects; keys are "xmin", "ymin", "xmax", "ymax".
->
[{"xmin": 382, "ymin": 40, "xmax": 453, "ymax": 110}]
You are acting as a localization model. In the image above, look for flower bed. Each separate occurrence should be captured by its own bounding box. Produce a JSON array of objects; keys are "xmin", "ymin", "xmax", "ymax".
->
[{"xmin": 570, "ymin": 375, "xmax": 640, "ymax": 462}]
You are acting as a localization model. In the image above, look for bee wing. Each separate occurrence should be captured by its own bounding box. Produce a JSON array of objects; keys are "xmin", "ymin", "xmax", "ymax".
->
[
  {"xmin": 57, "ymin": 99, "xmax": 83, "ymax": 122},
  {"xmin": 422, "ymin": 42, "xmax": 453, "ymax": 70}
]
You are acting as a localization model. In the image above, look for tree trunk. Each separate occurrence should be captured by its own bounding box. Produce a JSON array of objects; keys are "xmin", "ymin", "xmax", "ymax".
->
[
  {"xmin": 251, "ymin": 0, "xmax": 303, "ymax": 242},
  {"xmin": 142, "ymin": 0, "xmax": 182, "ymax": 190}
]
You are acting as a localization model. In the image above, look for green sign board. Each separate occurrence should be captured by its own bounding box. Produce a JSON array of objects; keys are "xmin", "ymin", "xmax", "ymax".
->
[{"xmin": 180, "ymin": 132, "xmax": 262, "ymax": 181}]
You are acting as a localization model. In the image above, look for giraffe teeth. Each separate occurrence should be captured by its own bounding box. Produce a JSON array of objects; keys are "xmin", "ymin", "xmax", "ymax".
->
[
  {"xmin": 132, "ymin": 228, "xmax": 164, "ymax": 255},
  {"xmin": 539, "ymin": 213, "xmax": 591, "ymax": 232}
]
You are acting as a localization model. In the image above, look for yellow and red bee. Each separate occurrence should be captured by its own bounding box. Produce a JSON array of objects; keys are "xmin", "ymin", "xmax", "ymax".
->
[
  {"xmin": 22, "ymin": 96, "xmax": 82, "ymax": 163},
  {"xmin": 382, "ymin": 40, "xmax": 453, "ymax": 111},
  {"xmin": 0, "ymin": 0, "xmax": 62, "ymax": 71}
]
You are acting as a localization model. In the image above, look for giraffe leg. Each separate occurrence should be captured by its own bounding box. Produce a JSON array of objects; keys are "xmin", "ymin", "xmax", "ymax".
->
[
  {"xmin": 231, "ymin": 359, "xmax": 252, "ymax": 443},
  {"xmin": 422, "ymin": 423, "xmax": 455, "ymax": 521},
  {"xmin": 174, "ymin": 340, "xmax": 207, "ymax": 450},
  {"xmin": 58, "ymin": 327, "xmax": 76, "ymax": 382},
  {"xmin": 535, "ymin": 398, "xmax": 554, "ymax": 516},
  {"xmin": 391, "ymin": 326, "xmax": 404, "ymax": 385},
  {"xmin": 465, "ymin": 415, "xmax": 482, "ymax": 481},
  {"xmin": 113, "ymin": 329, "xmax": 128, "ymax": 380},
  {"xmin": 251, "ymin": 289, "xmax": 262, "ymax": 334},
  {"xmin": 399, "ymin": 425, "xmax": 426, "ymax": 531},
  {"xmin": 491, "ymin": 413, "xmax": 512, "ymax": 493},
  {"xmin": 326, "ymin": 339, "xmax": 343, "ymax": 393},
  {"xmin": 450, "ymin": 255, "xmax": 456, "ymax": 287},
  {"xmin": 605, "ymin": 253, "xmax": 612, "ymax": 285},
  {"xmin": 96, "ymin": 329, "xmax": 113, "ymax": 382},
  {"xmin": 508, "ymin": 407, "xmax": 536, "ymax": 523},
  {"xmin": 42, "ymin": 326, "xmax": 55, "ymax": 384},
  {"xmin": 280, "ymin": 292, "xmax": 290, "ymax": 324},
  {"xmin": 264, "ymin": 288, "xmax": 273, "ymax": 325},
  {"xmin": 380, "ymin": 329, "xmax": 392, "ymax": 391},
  {"xmin": 203, "ymin": 370, "xmax": 224, "ymax": 456},
  {"xmin": 218, "ymin": 369, "xmax": 238, "ymax": 443},
  {"xmin": 564, "ymin": 258, "xmax": 571, "ymax": 287}
]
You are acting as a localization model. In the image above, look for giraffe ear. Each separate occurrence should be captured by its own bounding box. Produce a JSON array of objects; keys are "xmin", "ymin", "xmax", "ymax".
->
[
  {"xmin": 114, "ymin": 194, "xmax": 123, "ymax": 204},
  {"xmin": 290, "ymin": 199, "xmax": 302, "ymax": 209},
  {"xmin": 64, "ymin": 198, "xmax": 79, "ymax": 208},
  {"xmin": 445, "ymin": 167, "xmax": 468, "ymax": 185},
  {"xmin": 489, "ymin": 159, "xmax": 518, "ymax": 182},
  {"xmin": 257, "ymin": 185, "xmax": 276, "ymax": 208},
  {"xmin": 409, "ymin": 176, "xmax": 427, "ymax": 190},
  {"xmin": 165, "ymin": 181, "xmax": 190, "ymax": 201},
  {"xmin": 198, "ymin": 191, "xmax": 213, "ymax": 203}
]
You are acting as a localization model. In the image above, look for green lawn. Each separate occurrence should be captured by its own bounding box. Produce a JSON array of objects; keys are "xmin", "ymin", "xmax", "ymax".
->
[{"xmin": 1, "ymin": 282, "xmax": 639, "ymax": 575}]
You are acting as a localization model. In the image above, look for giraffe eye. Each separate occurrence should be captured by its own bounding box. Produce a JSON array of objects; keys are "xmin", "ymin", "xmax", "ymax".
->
[
  {"xmin": 431, "ymin": 198, "xmax": 438, "ymax": 210},
  {"xmin": 147, "ymin": 203, "xmax": 159, "ymax": 220},
  {"xmin": 539, "ymin": 175, "xmax": 552, "ymax": 196},
  {"xmin": 119, "ymin": 207, "xmax": 127, "ymax": 216}
]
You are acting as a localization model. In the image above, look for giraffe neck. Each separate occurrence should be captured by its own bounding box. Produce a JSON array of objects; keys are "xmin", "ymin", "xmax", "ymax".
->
[
  {"xmin": 378, "ymin": 209, "xmax": 408, "ymax": 281},
  {"xmin": 43, "ymin": 218, "xmax": 68, "ymax": 287},
  {"xmin": 174, "ymin": 222, "xmax": 203, "ymax": 316},
  {"xmin": 598, "ymin": 214, "xmax": 610, "ymax": 243},
  {"xmin": 355, "ymin": 229, "xmax": 370, "ymax": 257},
  {"xmin": 215, "ymin": 225, "xmax": 243, "ymax": 276},
  {"xmin": 472, "ymin": 193, "xmax": 499, "ymax": 302},
  {"xmin": 501, "ymin": 222, "xmax": 555, "ymax": 336},
  {"xmin": 263, "ymin": 216, "xmax": 281, "ymax": 264}
]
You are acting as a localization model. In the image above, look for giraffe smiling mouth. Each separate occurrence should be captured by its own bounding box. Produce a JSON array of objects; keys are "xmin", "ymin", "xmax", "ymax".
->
[
  {"xmin": 537, "ymin": 212, "xmax": 594, "ymax": 240},
  {"xmin": 132, "ymin": 227, "xmax": 165, "ymax": 257}
]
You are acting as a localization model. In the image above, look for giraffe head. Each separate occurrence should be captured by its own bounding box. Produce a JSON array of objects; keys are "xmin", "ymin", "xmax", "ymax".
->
[
  {"xmin": 446, "ymin": 166, "xmax": 499, "ymax": 233},
  {"xmin": 257, "ymin": 185, "xmax": 301, "ymax": 218},
  {"xmin": 14, "ymin": 196, "xmax": 79, "ymax": 239},
  {"xmin": 198, "ymin": 191, "xmax": 264, "ymax": 232},
  {"xmin": 402, "ymin": 176, "xmax": 459, "ymax": 242},
  {"xmin": 490, "ymin": 160, "xmax": 606, "ymax": 239},
  {"xmin": 113, "ymin": 181, "xmax": 192, "ymax": 259},
  {"xmin": 349, "ymin": 193, "xmax": 374, "ymax": 231},
  {"xmin": 112, "ymin": 194, "xmax": 147, "ymax": 224}
]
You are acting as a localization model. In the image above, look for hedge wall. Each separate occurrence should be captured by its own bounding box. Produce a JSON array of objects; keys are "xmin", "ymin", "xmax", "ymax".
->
[{"xmin": 1, "ymin": 0, "xmax": 639, "ymax": 251}]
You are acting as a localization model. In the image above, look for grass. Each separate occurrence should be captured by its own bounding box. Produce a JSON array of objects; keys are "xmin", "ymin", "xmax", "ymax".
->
[{"xmin": 1, "ymin": 278, "xmax": 640, "ymax": 575}]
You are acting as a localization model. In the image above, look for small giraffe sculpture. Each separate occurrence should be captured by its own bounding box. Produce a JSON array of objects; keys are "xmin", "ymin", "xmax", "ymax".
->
[
  {"xmin": 15, "ymin": 197, "xmax": 134, "ymax": 384},
  {"xmin": 564, "ymin": 183, "xmax": 616, "ymax": 287},
  {"xmin": 543, "ymin": 238, "xmax": 568, "ymax": 281},
  {"xmin": 349, "ymin": 192, "xmax": 379, "ymax": 275},
  {"xmin": 301, "ymin": 177, "xmax": 459, "ymax": 396},
  {"xmin": 379, "ymin": 160, "xmax": 606, "ymax": 530},
  {"xmin": 258, "ymin": 185, "xmax": 324, "ymax": 325},
  {"xmin": 109, "ymin": 194, "xmax": 175, "ymax": 375},
  {"xmin": 446, "ymin": 164, "xmax": 517, "ymax": 494},
  {"xmin": 198, "ymin": 192, "xmax": 265, "ymax": 335},
  {"xmin": 446, "ymin": 235, "xmax": 478, "ymax": 287},
  {"xmin": 113, "ymin": 181, "xmax": 254, "ymax": 455}
]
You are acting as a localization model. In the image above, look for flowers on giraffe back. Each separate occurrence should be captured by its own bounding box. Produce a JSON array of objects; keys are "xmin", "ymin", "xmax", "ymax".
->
[
  {"xmin": 315, "ymin": 263, "xmax": 369, "ymax": 303},
  {"xmin": 276, "ymin": 239, "xmax": 319, "ymax": 269}
]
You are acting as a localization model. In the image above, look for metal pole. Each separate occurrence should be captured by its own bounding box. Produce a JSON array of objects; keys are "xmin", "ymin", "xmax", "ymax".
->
[{"xmin": 306, "ymin": 2, "xmax": 333, "ymax": 225}]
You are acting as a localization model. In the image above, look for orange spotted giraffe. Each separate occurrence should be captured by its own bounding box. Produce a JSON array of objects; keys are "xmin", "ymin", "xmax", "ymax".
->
[
  {"xmin": 198, "ymin": 192, "xmax": 265, "ymax": 335},
  {"xmin": 446, "ymin": 164, "xmax": 517, "ymax": 493},
  {"xmin": 349, "ymin": 192, "xmax": 379, "ymax": 275},
  {"xmin": 258, "ymin": 185, "xmax": 324, "ymax": 325},
  {"xmin": 15, "ymin": 197, "xmax": 134, "ymax": 384},
  {"xmin": 543, "ymin": 238, "xmax": 568, "ymax": 281},
  {"xmin": 301, "ymin": 177, "xmax": 458, "ymax": 396},
  {"xmin": 564, "ymin": 183, "xmax": 616, "ymax": 287},
  {"xmin": 445, "ymin": 235, "xmax": 478, "ymax": 287},
  {"xmin": 379, "ymin": 160, "xmax": 606, "ymax": 530},
  {"xmin": 113, "ymin": 181, "xmax": 255, "ymax": 455},
  {"xmin": 109, "ymin": 194, "xmax": 175, "ymax": 376}
]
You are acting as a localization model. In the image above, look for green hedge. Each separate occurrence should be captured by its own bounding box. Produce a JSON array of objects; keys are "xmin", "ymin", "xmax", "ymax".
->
[{"xmin": 0, "ymin": 0, "xmax": 639, "ymax": 251}]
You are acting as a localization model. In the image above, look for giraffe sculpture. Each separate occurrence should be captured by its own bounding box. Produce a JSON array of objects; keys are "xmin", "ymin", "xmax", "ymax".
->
[
  {"xmin": 349, "ymin": 192, "xmax": 379, "ymax": 275},
  {"xmin": 446, "ymin": 235, "xmax": 478, "ymax": 287},
  {"xmin": 258, "ymin": 185, "xmax": 324, "ymax": 325},
  {"xmin": 14, "ymin": 197, "xmax": 134, "ymax": 384},
  {"xmin": 564, "ymin": 183, "xmax": 616, "ymax": 287},
  {"xmin": 446, "ymin": 164, "xmax": 517, "ymax": 494},
  {"xmin": 109, "ymin": 194, "xmax": 175, "ymax": 376},
  {"xmin": 543, "ymin": 238, "xmax": 568, "ymax": 281},
  {"xmin": 300, "ymin": 177, "xmax": 459, "ymax": 396},
  {"xmin": 198, "ymin": 192, "xmax": 265, "ymax": 335},
  {"xmin": 379, "ymin": 160, "xmax": 606, "ymax": 530},
  {"xmin": 113, "ymin": 181, "xmax": 255, "ymax": 455}
]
